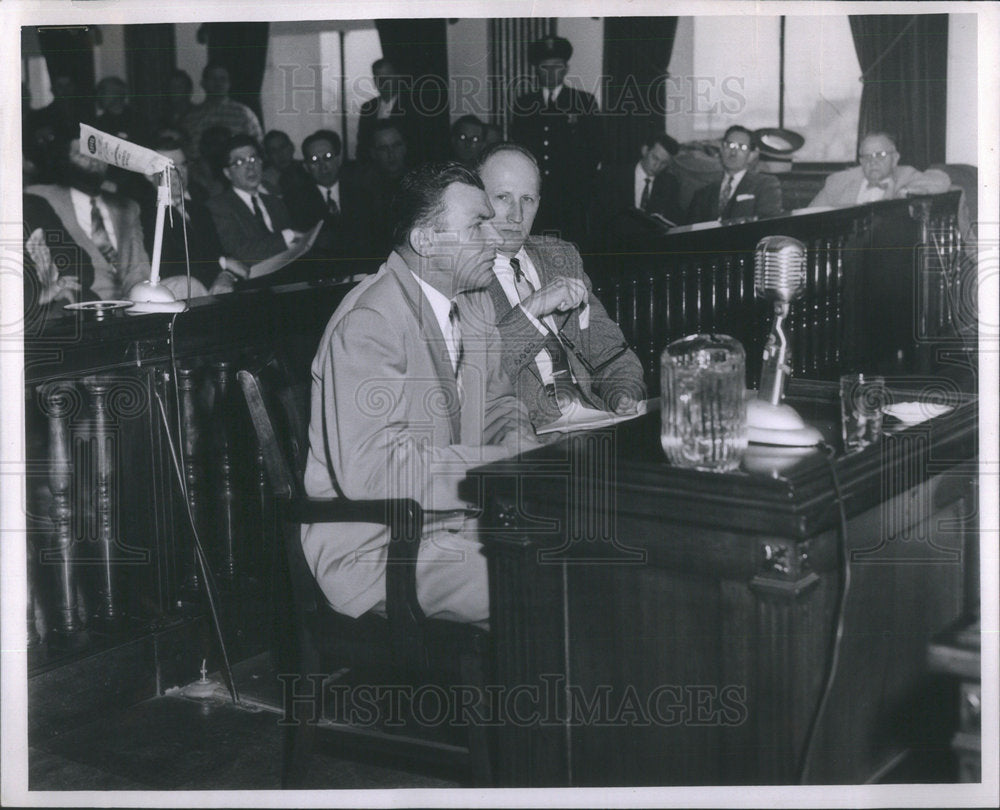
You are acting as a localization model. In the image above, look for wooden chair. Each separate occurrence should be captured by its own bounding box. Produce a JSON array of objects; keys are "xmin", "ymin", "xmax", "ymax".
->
[{"xmin": 237, "ymin": 357, "xmax": 492, "ymax": 787}]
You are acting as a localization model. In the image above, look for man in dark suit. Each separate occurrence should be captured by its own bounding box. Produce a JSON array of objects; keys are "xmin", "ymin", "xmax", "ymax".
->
[
  {"xmin": 592, "ymin": 131, "xmax": 684, "ymax": 250},
  {"xmin": 686, "ymin": 125, "xmax": 783, "ymax": 224},
  {"xmin": 356, "ymin": 58, "xmax": 414, "ymax": 163},
  {"xmin": 508, "ymin": 36, "xmax": 603, "ymax": 246},
  {"xmin": 463, "ymin": 143, "xmax": 646, "ymax": 430},
  {"xmin": 206, "ymin": 134, "xmax": 298, "ymax": 267},
  {"xmin": 281, "ymin": 129, "xmax": 372, "ymax": 269}
]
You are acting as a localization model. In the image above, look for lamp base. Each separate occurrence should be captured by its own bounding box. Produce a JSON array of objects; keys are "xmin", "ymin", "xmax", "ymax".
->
[
  {"xmin": 127, "ymin": 281, "xmax": 186, "ymax": 314},
  {"xmin": 747, "ymin": 398, "xmax": 823, "ymax": 447}
]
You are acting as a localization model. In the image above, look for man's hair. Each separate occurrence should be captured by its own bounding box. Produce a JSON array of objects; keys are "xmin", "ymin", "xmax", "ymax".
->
[
  {"xmin": 302, "ymin": 129, "xmax": 342, "ymax": 158},
  {"xmin": 391, "ymin": 162, "xmax": 484, "ymax": 248},
  {"xmin": 643, "ymin": 131, "xmax": 680, "ymax": 156},
  {"xmin": 96, "ymin": 76, "xmax": 127, "ymax": 95},
  {"xmin": 451, "ymin": 115, "xmax": 484, "ymax": 136},
  {"xmin": 722, "ymin": 125, "xmax": 755, "ymax": 146},
  {"xmin": 263, "ymin": 129, "xmax": 292, "ymax": 148},
  {"xmin": 169, "ymin": 69, "xmax": 194, "ymax": 93},
  {"xmin": 218, "ymin": 133, "xmax": 261, "ymax": 171},
  {"xmin": 151, "ymin": 133, "xmax": 186, "ymax": 153},
  {"xmin": 202, "ymin": 61, "xmax": 230, "ymax": 80},
  {"xmin": 859, "ymin": 131, "xmax": 898, "ymax": 151},
  {"xmin": 474, "ymin": 141, "xmax": 539, "ymax": 174},
  {"xmin": 370, "ymin": 119, "xmax": 406, "ymax": 143},
  {"xmin": 372, "ymin": 57, "xmax": 396, "ymax": 73}
]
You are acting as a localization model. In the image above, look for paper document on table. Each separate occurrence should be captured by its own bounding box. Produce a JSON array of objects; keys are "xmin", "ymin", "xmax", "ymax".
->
[
  {"xmin": 249, "ymin": 220, "xmax": 323, "ymax": 279},
  {"xmin": 535, "ymin": 398, "xmax": 654, "ymax": 435}
]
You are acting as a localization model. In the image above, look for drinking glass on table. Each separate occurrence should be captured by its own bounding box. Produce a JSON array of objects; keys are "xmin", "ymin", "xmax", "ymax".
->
[{"xmin": 840, "ymin": 373, "xmax": 886, "ymax": 452}]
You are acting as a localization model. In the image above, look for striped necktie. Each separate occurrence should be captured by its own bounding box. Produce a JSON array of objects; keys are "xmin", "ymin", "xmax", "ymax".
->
[
  {"xmin": 90, "ymin": 197, "xmax": 120, "ymax": 269},
  {"xmin": 718, "ymin": 174, "xmax": 734, "ymax": 215},
  {"xmin": 326, "ymin": 187, "xmax": 340, "ymax": 217},
  {"xmin": 640, "ymin": 176, "xmax": 652, "ymax": 211}
]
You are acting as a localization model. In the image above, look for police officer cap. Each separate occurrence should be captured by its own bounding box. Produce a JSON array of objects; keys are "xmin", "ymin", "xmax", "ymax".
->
[{"xmin": 529, "ymin": 36, "xmax": 573, "ymax": 64}]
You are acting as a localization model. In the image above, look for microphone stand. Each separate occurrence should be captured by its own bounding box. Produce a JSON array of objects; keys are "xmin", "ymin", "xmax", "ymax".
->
[{"xmin": 128, "ymin": 169, "xmax": 186, "ymax": 314}]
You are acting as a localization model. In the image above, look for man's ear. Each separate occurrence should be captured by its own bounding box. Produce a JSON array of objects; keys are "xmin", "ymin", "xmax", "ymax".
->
[
  {"xmin": 222, "ymin": 166, "xmax": 233, "ymax": 185},
  {"xmin": 409, "ymin": 225, "xmax": 433, "ymax": 257}
]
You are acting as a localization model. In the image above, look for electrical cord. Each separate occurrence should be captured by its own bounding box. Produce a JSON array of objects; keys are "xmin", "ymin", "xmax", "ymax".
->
[{"xmin": 797, "ymin": 440, "xmax": 852, "ymax": 784}]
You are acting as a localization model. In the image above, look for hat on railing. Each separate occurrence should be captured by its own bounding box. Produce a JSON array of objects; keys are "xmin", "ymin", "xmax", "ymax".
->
[{"xmin": 528, "ymin": 36, "xmax": 573, "ymax": 64}]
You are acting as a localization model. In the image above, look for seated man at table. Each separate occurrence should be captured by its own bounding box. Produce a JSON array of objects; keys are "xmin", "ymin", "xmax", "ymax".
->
[
  {"xmin": 809, "ymin": 131, "xmax": 951, "ymax": 207},
  {"xmin": 302, "ymin": 161, "xmax": 538, "ymax": 625},
  {"xmin": 207, "ymin": 134, "xmax": 301, "ymax": 267},
  {"xmin": 25, "ymin": 134, "xmax": 151, "ymax": 300},
  {"xmin": 465, "ymin": 143, "xmax": 646, "ymax": 430},
  {"xmin": 687, "ymin": 125, "xmax": 783, "ymax": 224}
]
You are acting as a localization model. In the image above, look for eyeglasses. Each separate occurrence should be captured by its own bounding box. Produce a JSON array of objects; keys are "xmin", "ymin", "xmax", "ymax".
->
[
  {"xmin": 858, "ymin": 150, "xmax": 895, "ymax": 163},
  {"xmin": 307, "ymin": 151, "xmax": 338, "ymax": 164},
  {"xmin": 227, "ymin": 155, "xmax": 259, "ymax": 169},
  {"xmin": 723, "ymin": 141, "xmax": 751, "ymax": 153},
  {"xmin": 457, "ymin": 134, "xmax": 482, "ymax": 144}
]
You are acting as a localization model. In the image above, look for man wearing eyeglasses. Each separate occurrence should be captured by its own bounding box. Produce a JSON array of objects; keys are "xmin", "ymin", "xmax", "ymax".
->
[
  {"xmin": 463, "ymin": 143, "xmax": 646, "ymax": 430},
  {"xmin": 207, "ymin": 134, "xmax": 299, "ymax": 266},
  {"xmin": 687, "ymin": 125, "xmax": 783, "ymax": 224},
  {"xmin": 450, "ymin": 115, "xmax": 486, "ymax": 167},
  {"xmin": 809, "ymin": 132, "xmax": 951, "ymax": 208}
]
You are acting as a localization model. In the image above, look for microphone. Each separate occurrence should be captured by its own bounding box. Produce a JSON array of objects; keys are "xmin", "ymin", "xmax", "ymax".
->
[{"xmin": 746, "ymin": 235, "xmax": 822, "ymax": 446}]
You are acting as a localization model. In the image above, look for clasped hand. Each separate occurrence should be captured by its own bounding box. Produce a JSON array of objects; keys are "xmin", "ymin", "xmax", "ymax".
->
[{"xmin": 521, "ymin": 276, "xmax": 587, "ymax": 320}]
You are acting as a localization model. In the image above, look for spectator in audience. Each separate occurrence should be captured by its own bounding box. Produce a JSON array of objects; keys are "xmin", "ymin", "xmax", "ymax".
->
[
  {"xmin": 450, "ymin": 115, "xmax": 486, "ymax": 167},
  {"xmin": 189, "ymin": 125, "xmax": 232, "ymax": 199},
  {"xmin": 357, "ymin": 121, "xmax": 410, "ymax": 256},
  {"xmin": 139, "ymin": 135, "xmax": 248, "ymax": 296},
  {"xmin": 27, "ymin": 73, "xmax": 94, "ymax": 145},
  {"xmin": 687, "ymin": 125, "xmax": 783, "ymax": 223},
  {"xmin": 95, "ymin": 77, "xmax": 147, "ymax": 143},
  {"xmin": 159, "ymin": 69, "xmax": 195, "ymax": 135},
  {"xmin": 281, "ymin": 129, "xmax": 370, "ymax": 269},
  {"xmin": 182, "ymin": 63, "xmax": 263, "ymax": 162},
  {"xmin": 25, "ymin": 135, "xmax": 151, "ymax": 300},
  {"xmin": 302, "ymin": 161, "xmax": 536, "ymax": 625},
  {"xmin": 206, "ymin": 134, "xmax": 298, "ymax": 267},
  {"xmin": 22, "ymin": 193, "xmax": 93, "ymax": 315},
  {"xmin": 509, "ymin": 36, "xmax": 603, "ymax": 246},
  {"xmin": 809, "ymin": 131, "xmax": 952, "ymax": 207},
  {"xmin": 356, "ymin": 58, "xmax": 412, "ymax": 164},
  {"xmin": 262, "ymin": 129, "xmax": 309, "ymax": 194},
  {"xmin": 592, "ymin": 131, "xmax": 684, "ymax": 250},
  {"xmin": 464, "ymin": 143, "xmax": 646, "ymax": 430},
  {"xmin": 483, "ymin": 122, "xmax": 503, "ymax": 148}
]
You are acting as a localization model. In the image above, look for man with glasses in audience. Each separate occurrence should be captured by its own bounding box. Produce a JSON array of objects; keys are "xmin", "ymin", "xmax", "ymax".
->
[
  {"xmin": 207, "ymin": 134, "xmax": 299, "ymax": 267},
  {"xmin": 809, "ymin": 131, "xmax": 951, "ymax": 208},
  {"xmin": 462, "ymin": 143, "xmax": 646, "ymax": 431},
  {"xmin": 687, "ymin": 125, "xmax": 783, "ymax": 224},
  {"xmin": 450, "ymin": 115, "xmax": 487, "ymax": 167}
]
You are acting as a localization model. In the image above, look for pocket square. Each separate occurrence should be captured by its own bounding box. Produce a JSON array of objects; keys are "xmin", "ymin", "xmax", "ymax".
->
[{"xmin": 735, "ymin": 193, "xmax": 755, "ymax": 201}]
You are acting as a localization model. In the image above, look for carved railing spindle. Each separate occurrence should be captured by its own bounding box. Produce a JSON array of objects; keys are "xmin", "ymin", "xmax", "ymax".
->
[
  {"xmin": 176, "ymin": 366, "xmax": 203, "ymax": 600},
  {"xmin": 211, "ymin": 361, "xmax": 239, "ymax": 583}
]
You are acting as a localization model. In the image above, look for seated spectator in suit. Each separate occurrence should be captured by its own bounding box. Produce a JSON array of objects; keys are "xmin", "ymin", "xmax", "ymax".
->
[
  {"xmin": 464, "ymin": 143, "xmax": 646, "ymax": 430},
  {"xmin": 687, "ymin": 125, "xmax": 783, "ymax": 224},
  {"xmin": 450, "ymin": 115, "xmax": 486, "ymax": 167},
  {"xmin": 592, "ymin": 131, "xmax": 684, "ymax": 250},
  {"xmin": 22, "ymin": 193, "xmax": 94, "ymax": 319},
  {"xmin": 189, "ymin": 125, "xmax": 232, "ymax": 199},
  {"xmin": 95, "ymin": 77, "xmax": 148, "ymax": 144},
  {"xmin": 182, "ymin": 63, "xmax": 264, "ymax": 163},
  {"xmin": 357, "ymin": 121, "xmax": 410, "ymax": 256},
  {"xmin": 809, "ymin": 131, "xmax": 951, "ymax": 208},
  {"xmin": 158, "ymin": 69, "xmax": 194, "ymax": 135},
  {"xmin": 139, "ymin": 136, "xmax": 249, "ymax": 297},
  {"xmin": 25, "ymin": 135, "xmax": 151, "ymax": 300},
  {"xmin": 262, "ymin": 129, "xmax": 309, "ymax": 195},
  {"xmin": 206, "ymin": 134, "xmax": 300, "ymax": 267},
  {"xmin": 302, "ymin": 161, "xmax": 537, "ymax": 624}
]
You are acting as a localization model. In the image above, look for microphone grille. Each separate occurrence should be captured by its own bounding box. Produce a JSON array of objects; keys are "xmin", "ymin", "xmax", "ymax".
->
[{"xmin": 754, "ymin": 235, "xmax": 806, "ymax": 299}]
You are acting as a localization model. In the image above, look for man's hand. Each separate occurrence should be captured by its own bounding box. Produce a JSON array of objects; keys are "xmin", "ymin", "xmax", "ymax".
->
[
  {"xmin": 610, "ymin": 393, "xmax": 640, "ymax": 415},
  {"xmin": 222, "ymin": 257, "xmax": 250, "ymax": 280},
  {"xmin": 521, "ymin": 276, "xmax": 587, "ymax": 319}
]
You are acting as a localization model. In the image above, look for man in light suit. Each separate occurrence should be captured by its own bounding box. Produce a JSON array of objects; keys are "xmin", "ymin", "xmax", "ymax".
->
[
  {"xmin": 25, "ymin": 136, "xmax": 151, "ymax": 300},
  {"xmin": 302, "ymin": 162, "xmax": 537, "ymax": 625},
  {"xmin": 465, "ymin": 143, "xmax": 646, "ymax": 430},
  {"xmin": 686, "ymin": 125, "xmax": 783, "ymax": 224},
  {"xmin": 809, "ymin": 131, "xmax": 951, "ymax": 208},
  {"xmin": 207, "ymin": 134, "xmax": 299, "ymax": 267}
]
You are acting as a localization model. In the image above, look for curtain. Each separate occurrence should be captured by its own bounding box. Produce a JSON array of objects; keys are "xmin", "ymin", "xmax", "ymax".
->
[
  {"xmin": 603, "ymin": 16, "xmax": 678, "ymax": 166},
  {"xmin": 849, "ymin": 14, "xmax": 948, "ymax": 169},
  {"xmin": 375, "ymin": 18, "xmax": 451, "ymax": 162},
  {"xmin": 488, "ymin": 18, "xmax": 557, "ymax": 139},
  {"xmin": 124, "ymin": 24, "xmax": 176, "ymax": 141},
  {"xmin": 201, "ymin": 22, "xmax": 270, "ymax": 125}
]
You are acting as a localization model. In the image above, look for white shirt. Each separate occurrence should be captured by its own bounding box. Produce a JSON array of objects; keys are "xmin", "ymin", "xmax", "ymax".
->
[
  {"xmin": 542, "ymin": 85, "xmax": 564, "ymax": 106},
  {"xmin": 410, "ymin": 272, "xmax": 462, "ymax": 373},
  {"xmin": 856, "ymin": 178, "xmax": 890, "ymax": 204},
  {"xmin": 492, "ymin": 249, "xmax": 558, "ymax": 385},
  {"xmin": 232, "ymin": 186, "xmax": 296, "ymax": 247},
  {"xmin": 377, "ymin": 95, "xmax": 398, "ymax": 119},
  {"xmin": 316, "ymin": 181, "xmax": 341, "ymax": 210},
  {"xmin": 634, "ymin": 162, "xmax": 655, "ymax": 209},
  {"xmin": 70, "ymin": 188, "xmax": 118, "ymax": 250}
]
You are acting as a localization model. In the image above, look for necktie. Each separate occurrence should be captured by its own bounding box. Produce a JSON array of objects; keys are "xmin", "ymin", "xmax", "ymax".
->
[
  {"xmin": 448, "ymin": 301, "xmax": 464, "ymax": 378},
  {"xmin": 718, "ymin": 174, "xmax": 734, "ymax": 215},
  {"xmin": 509, "ymin": 256, "xmax": 535, "ymax": 302},
  {"xmin": 326, "ymin": 187, "xmax": 340, "ymax": 217},
  {"xmin": 640, "ymin": 176, "xmax": 652, "ymax": 211},
  {"xmin": 251, "ymin": 194, "xmax": 271, "ymax": 232},
  {"xmin": 90, "ymin": 197, "xmax": 119, "ymax": 269},
  {"xmin": 866, "ymin": 181, "xmax": 889, "ymax": 193}
]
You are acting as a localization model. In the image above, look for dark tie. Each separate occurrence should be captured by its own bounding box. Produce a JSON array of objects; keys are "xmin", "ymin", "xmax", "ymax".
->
[
  {"xmin": 251, "ymin": 194, "xmax": 271, "ymax": 232},
  {"xmin": 448, "ymin": 301, "xmax": 464, "ymax": 399},
  {"xmin": 509, "ymin": 256, "xmax": 534, "ymax": 302},
  {"xmin": 326, "ymin": 187, "xmax": 340, "ymax": 217},
  {"xmin": 90, "ymin": 197, "xmax": 119, "ymax": 269},
  {"xmin": 718, "ymin": 174, "xmax": 734, "ymax": 215},
  {"xmin": 640, "ymin": 176, "xmax": 652, "ymax": 211}
]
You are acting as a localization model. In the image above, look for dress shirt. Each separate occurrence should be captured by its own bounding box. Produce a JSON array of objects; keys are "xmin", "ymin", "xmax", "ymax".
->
[
  {"xmin": 232, "ymin": 186, "xmax": 296, "ymax": 248},
  {"xmin": 410, "ymin": 272, "xmax": 462, "ymax": 373},
  {"xmin": 856, "ymin": 179, "xmax": 889, "ymax": 204},
  {"xmin": 377, "ymin": 95, "xmax": 398, "ymax": 119},
  {"xmin": 70, "ymin": 188, "xmax": 118, "ymax": 250},
  {"xmin": 542, "ymin": 85, "xmax": 564, "ymax": 106},
  {"xmin": 721, "ymin": 169, "xmax": 748, "ymax": 205},
  {"xmin": 634, "ymin": 162, "xmax": 655, "ymax": 209},
  {"xmin": 316, "ymin": 181, "xmax": 341, "ymax": 211}
]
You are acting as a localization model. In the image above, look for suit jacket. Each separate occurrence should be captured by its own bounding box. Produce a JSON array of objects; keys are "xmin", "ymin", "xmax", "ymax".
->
[
  {"xmin": 206, "ymin": 187, "xmax": 292, "ymax": 266},
  {"xmin": 509, "ymin": 86, "xmax": 603, "ymax": 242},
  {"xmin": 809, "ymin": 165, "xmax": 952, "ymax": 208},
  {"xmin": 301, "ymin": 252, "xmax": 531, "ymax": 617},
  {"xmin": 464, "ymin": 236, "xmax": 646, "ymax": 429},
  {"xmin": 591, "ymin": 162, "xmax": 684, "ymax": 249},
  {"xmin": 24, "ymin": 184, "xmax": 151, "ymax": 301},
  {"xmin": 139, "ymin": 188, "xmax": 224, "ymax": 290},
  {"xmin": 686, "ymin": 171, "xmax": 783, "ymax": 224}
]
